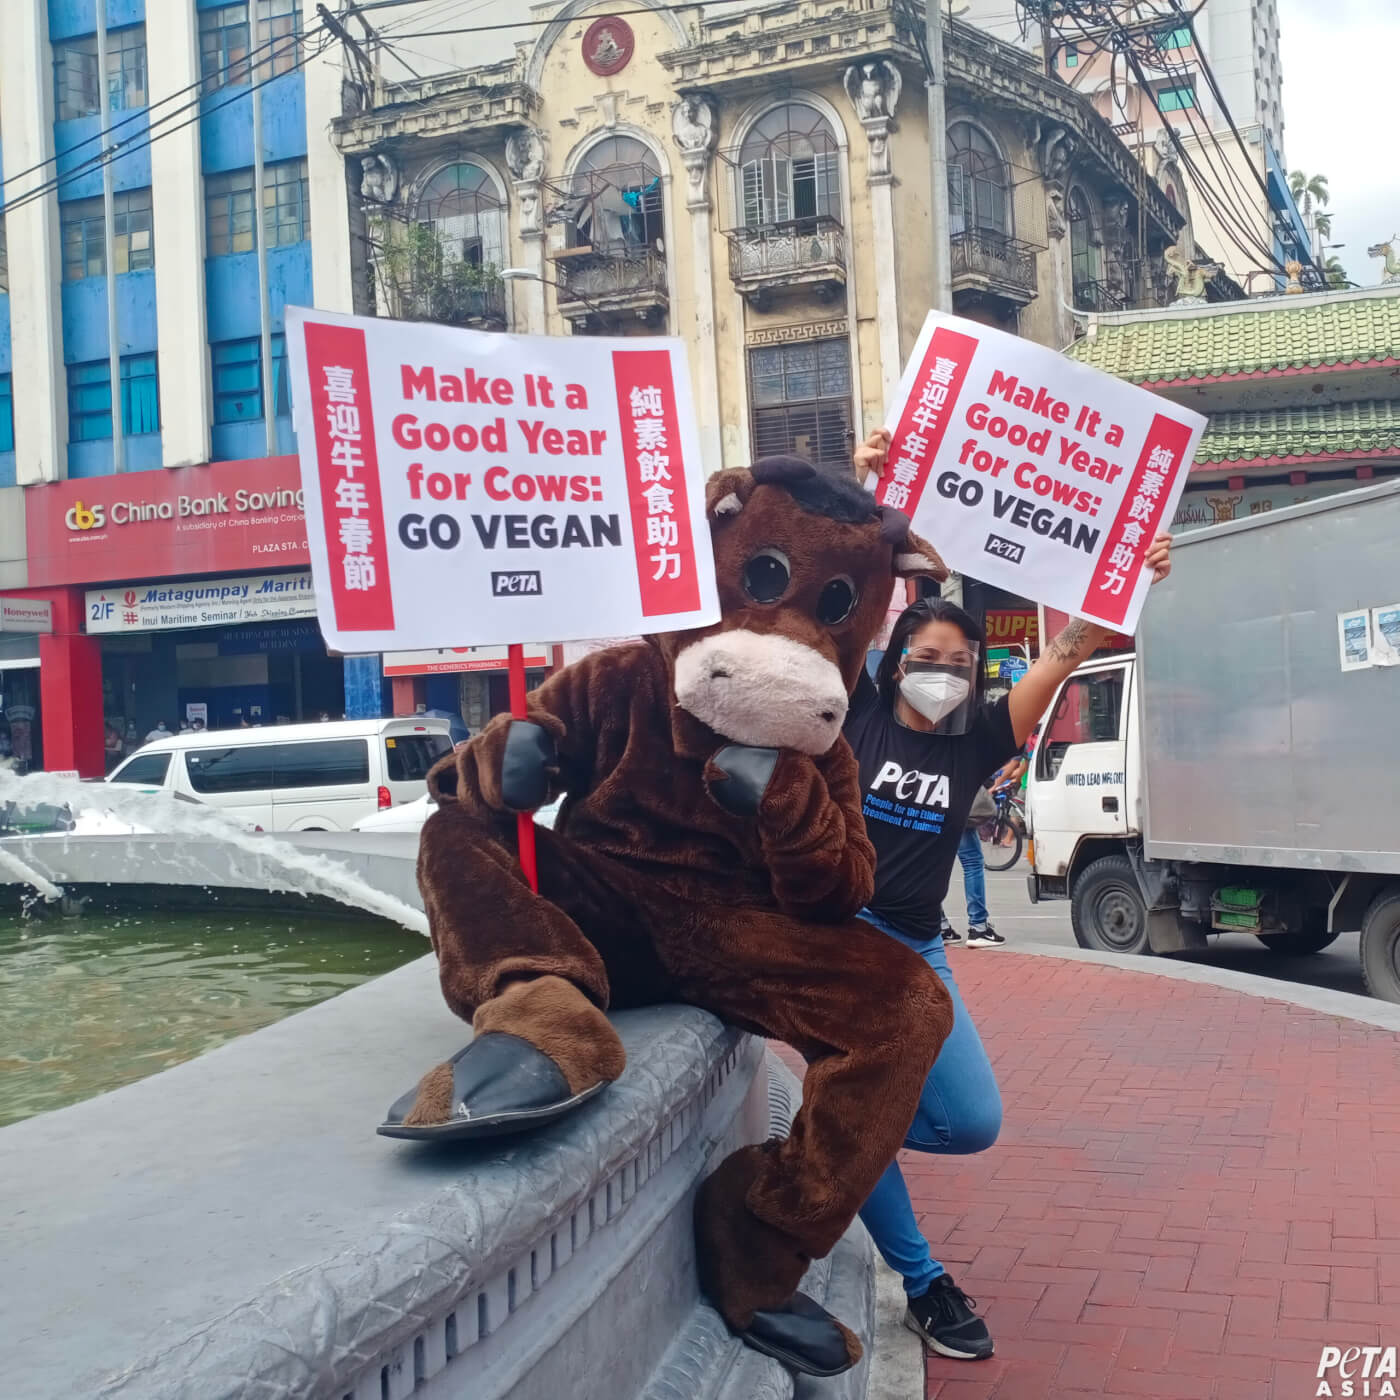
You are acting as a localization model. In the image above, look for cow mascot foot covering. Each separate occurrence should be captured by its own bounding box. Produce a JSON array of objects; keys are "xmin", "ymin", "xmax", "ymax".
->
[{"xmin": 379, "ymin": 455, "xmax": 956, "ymax": 1376}]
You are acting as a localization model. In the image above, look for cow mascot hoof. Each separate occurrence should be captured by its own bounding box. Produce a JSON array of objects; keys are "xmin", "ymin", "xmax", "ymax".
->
[{"xmin": 385, "ymin": 455, "xmax": 958, "ymax": 1370}]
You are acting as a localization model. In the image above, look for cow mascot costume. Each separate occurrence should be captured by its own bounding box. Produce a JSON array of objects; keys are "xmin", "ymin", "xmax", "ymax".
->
[{"xmin": 381, "ymin": 455, "xmax": 953, "ymax": 1377}]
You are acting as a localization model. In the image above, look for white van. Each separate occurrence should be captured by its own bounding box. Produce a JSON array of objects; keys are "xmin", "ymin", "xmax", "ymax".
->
[{"xmin": 104, "ymin": 718, "xmax": 453, "ymax": 832}]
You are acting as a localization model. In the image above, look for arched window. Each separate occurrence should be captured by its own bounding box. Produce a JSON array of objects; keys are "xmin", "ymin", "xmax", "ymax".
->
[
  {"xmin": 947, "ymin": 122, "xmax": 1009, "ymax": 238},
  {"xmin": 417, "ymin": 162, "xmax": 505, "ymax": 268},
  {"xmin": 1068, "ymin": 187, "xmax": 1099, "ymax": 286},
  {"xmin": 568, "ymin": 135, "xmax": 664, "ymax": 250},
  {"xmin": 738, "ymin": 103, "xmax": 841, "ymax": 228}
]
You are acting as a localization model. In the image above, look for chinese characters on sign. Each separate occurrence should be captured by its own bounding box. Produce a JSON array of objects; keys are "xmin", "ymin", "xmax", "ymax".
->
[
  {"xmin": 614, "ymin": 349, "xmax": 701, "ymax": 616},
  {"xmin": 874, "ymin": 311, "xmax": 1205, "ymax": 633},
  {"xmin": 303, "ymin": 320, "xmax": 396, "ymax": 633},
  {"xmin": 323, "ymin": 366, "xmax": 377, "ymax": 595},
  {"xmin": 286, "ymin": 309, "xmax": 716, "ymax": 653},
  {"xmin": 1083, "ymin": 416, "xmax": 1194, "ymax": 624}
]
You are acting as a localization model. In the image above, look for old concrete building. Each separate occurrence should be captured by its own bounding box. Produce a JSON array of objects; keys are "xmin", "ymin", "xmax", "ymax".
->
[{"xmin": 328, "ymin": 0, "xmax": 1185, "ymax": 479}]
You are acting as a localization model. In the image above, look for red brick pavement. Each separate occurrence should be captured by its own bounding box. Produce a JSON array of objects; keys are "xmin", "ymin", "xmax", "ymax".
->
[{"xmin": 781, "ymin": 952, "xmax": 1400, "ymax": 1399}]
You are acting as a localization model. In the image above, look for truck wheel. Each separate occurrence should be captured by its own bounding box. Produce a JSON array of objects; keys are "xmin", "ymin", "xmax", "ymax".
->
[
  {"xmin": 1071, "ymin": 856, "xmax": 1150, "ymax": 955},
  {"xmin": 1258, "ymin": 927, "xmax": 1341, "ymax": 956},
  {"xmin": 1360, "ymin": 889, "xmax": 1400, "ymax": 1004}
]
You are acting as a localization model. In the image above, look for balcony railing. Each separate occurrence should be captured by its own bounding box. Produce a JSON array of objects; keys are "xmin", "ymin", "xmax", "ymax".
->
[
  {"xmin": 1072, "ymin": 278, "xmax": 1128, "ymax": 314},
  {"xmin": 949, "ymin": 230, "xmax": 1039, "ymax": 305},
  {"xmin": 552, "ymin": 245, "xmax": 669, "ymax": 320},
  {"xmin": 725, "ymin": 217, "xmax": 847, "ymax": 299},
  {"xmin": 389, "ymin": 277, "xmax": 508, "ymax": 329}
]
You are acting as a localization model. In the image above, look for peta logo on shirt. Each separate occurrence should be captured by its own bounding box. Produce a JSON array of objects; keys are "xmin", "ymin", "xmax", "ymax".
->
[{"xmin": 870, "ymin": 761, "xmax": 951, "ymax": 809}]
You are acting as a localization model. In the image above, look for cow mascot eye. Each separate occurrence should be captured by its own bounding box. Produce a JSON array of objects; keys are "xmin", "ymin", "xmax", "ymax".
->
[
  {"xmin": 816, "ymin": 576, "xmax": 857, "ymax": 626},
  {"xmin": 742, "ymin": 548, "xmax": 791, "ymax": 604}
]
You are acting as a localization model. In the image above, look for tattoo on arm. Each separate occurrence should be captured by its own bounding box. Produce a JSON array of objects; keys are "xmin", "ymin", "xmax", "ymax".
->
[{"xmin": 1046, "ymin": 618, "xmax": 1093, "ymax": 663}]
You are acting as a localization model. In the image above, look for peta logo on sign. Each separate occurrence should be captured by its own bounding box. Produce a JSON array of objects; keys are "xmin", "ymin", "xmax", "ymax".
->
[
  {"xmin": 65, "ymin": 500, "xmax": 106, "ymax": 531},
  {"xmin": 491, "ymin": 571, "xmax": 542, "ymax": 597},
  {"xmin": 984, "ymin": 533, "xmax": 1025, "ymax": 564},
  {"xmin": 1316, "ymin": 1346, "xmax": 1398, "ymax": 1397}
]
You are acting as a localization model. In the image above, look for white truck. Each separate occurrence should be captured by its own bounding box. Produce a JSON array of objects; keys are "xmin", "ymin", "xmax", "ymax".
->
[{"xmin": 1025, "ymin": 481, "xmax": 1400, "ymax": 1003}]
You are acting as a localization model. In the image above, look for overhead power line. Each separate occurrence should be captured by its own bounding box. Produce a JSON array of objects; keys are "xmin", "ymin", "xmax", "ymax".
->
[
  {"xmin": 0, "ymin": 24, "xmax": 312, "ymax": 200},
  {"xmin": 0, "ymin": 24, "xmax": 334, "ymax": 223}
]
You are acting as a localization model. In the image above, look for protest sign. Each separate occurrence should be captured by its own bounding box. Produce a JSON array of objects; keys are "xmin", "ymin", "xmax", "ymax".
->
[
  {"xmin": 875, "ymin": 311, "xmax": 1206, "ymax": 633},
  {"xmin": 284, "ymin": 307, "xmax": 720, "ymax": 655}
]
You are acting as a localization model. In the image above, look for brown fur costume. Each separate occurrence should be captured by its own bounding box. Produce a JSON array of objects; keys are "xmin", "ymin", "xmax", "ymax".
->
[{"xmin": 409, "ymin": 457, "xmax": 955, "ymax": 1356}]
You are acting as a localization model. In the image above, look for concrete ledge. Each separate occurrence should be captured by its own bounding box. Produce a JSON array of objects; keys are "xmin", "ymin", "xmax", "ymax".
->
[
  {"xmin": 5, "ymin": 953, "xmax": 883, "ymax": 1400},
  {"xmin": 1011, "ymin": 940, "xmax": 1400, "ymax": 1032}
]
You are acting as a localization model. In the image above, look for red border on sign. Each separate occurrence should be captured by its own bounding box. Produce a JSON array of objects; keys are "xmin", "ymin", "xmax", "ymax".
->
[
  {"xmin": 302, "ymin": 322, "xmax": 396, "ymax": 632},
  {"xmin": 1081, "ymin": 412, "xmax": 1193, "ymax": 626},
  {"xmin": 876, "ymin": 325, "xmax": 980, "ymax": 518},
  {"xmin": 612, "ymin": 349, "xmax": 701, "ymax": 617}
]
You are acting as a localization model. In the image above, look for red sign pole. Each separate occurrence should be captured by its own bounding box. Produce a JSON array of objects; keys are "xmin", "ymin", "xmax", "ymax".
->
[{"xmin": 507, "ymin": 643, "xmax": 540, "ymax": 893}]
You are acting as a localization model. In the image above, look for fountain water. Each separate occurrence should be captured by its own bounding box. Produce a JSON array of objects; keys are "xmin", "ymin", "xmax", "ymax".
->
[
  {"xmin": 0, "ymin": 771, "xmax": 429, "ymax": 935},
  {"xmin": 0, "ymin": 845, "xmax": 64, "ymax": 903}
]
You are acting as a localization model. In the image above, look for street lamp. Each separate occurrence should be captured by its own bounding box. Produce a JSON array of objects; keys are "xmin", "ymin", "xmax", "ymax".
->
[{"xmin": 500, "ymin": 266, "xmax": 607, "ymax": 322}]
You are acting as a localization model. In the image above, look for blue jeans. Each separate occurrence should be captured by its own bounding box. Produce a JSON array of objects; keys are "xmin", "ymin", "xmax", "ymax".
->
[
  {"xmin": 856, "ymin": 910, "xmax": 1003, "ymax": 1295},
  {"xmin": 950, "ymin": 827, "xmax": 988, "ymax": 930}
]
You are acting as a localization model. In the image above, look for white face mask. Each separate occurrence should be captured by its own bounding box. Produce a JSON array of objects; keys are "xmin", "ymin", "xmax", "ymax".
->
[{"xmin": 899, "ymin": 670, "xmax": 971, "ymax": 726}]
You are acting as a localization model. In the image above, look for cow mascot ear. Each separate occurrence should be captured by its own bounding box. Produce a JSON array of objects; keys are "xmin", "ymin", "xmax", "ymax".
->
[
  {"xmin": 705, "ymin": 468, "xmax": 756, "ymax": 523},
  {"xmin": 877, "ymin": 504, "xmax": 949, "ymax": 582}
]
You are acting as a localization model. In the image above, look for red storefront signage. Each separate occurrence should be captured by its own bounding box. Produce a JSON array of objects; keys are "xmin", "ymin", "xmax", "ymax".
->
[
  {"xmin": 1043, "ymin": 605, "xmax": 1133, "ymax": 652},
  {"xmin": 985, "ymin": 608, "xmax": 1039, "ymax": 650},
  {"xmin": 24, "ymin": 455, "xmax": 308, "ymax": 587}
]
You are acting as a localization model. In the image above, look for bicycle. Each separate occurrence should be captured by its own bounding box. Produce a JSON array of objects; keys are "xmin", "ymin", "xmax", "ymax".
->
[{"xmin": 976, "ymin": 786, "xmax": 1026, "ymax": 872}]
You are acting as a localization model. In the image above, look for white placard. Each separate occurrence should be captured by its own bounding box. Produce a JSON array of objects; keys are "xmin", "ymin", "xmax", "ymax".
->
[
  {"xmin": 0, "ymin": 598, "xmax": 54, "ymax": 633},
  {"xmin": 1371, "ymin": 603, "xmax": 1400, "ymax": 667},
  {"xmin": 85, "ymin": 571, "xmax": 315, "ymax": 633},
  {"xmin": 1338, "ymin": 609, "xmax": 1373, "ymax": 671},
  {"xmin": 284, "ymin": 307, "xmax": 719, "ymax": 654},
  {"xmin": 874, "ymin": 311, "xmax": 1206, "ymax": 633}
]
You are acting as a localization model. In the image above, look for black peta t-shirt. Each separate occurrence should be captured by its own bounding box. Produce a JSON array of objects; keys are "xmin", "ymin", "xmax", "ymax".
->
[{"xmin": 844, "ymin": 669, "xmax": 1019, "ymax": 941}]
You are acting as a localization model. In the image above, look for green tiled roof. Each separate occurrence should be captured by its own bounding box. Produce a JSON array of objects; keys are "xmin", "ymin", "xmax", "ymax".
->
[
  {"xmin": 1195, "ymin": 400, "xmax": 1400, "ymax": 466},
  {"xmin": 1069, "ymin": 294, "xmax": 1400, "ymax": 383}
]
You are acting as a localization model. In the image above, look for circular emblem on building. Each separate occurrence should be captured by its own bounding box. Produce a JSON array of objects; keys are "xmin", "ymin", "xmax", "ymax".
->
[{"xmin": 582, "ymin": 16, "xmax": 635, "ymax": 76}]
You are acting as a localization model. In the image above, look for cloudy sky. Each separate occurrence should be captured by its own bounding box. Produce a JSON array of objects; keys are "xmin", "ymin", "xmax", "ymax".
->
[{"xmin": 1278, "ymin": 0, "xmax": 1400, "ymax": 282}]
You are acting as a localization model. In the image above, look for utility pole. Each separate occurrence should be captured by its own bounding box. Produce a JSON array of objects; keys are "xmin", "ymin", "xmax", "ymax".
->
[
  {"xmin": 926, "ymin": 0, "xmax": 953, "ymax": 311},
  {"xmin": 95, "ymin": 0, "xmax": 124, "ymax": 472},
  {"xmin": 251, "ymin": 0, "xmax": 277, "ymax": 454}
]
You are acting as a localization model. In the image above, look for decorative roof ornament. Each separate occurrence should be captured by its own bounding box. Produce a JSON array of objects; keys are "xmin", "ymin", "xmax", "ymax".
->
[
  {"xmin": 1367, "ymin": 236, "xmax": 1400, "ymax": 285},
  {"xmin": 1165, "ymin": 239, "xmax": 1218, "ymax": 306}
]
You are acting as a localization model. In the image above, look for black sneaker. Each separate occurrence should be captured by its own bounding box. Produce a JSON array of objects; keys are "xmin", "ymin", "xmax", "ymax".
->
[
  {"xmin": 966, "ymin": 924, "xmax": 1006, "ymax": 948},
  {"xmin": 904, "ymin": 1274, "xmax": 994, "ymax": 1360},
  {"xmin": 939, "ymin": 924, "xmax": 962, "ymax": 944}
]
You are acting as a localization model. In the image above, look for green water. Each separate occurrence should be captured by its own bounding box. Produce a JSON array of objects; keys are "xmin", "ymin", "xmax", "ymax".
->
[{"xmin": 0, "ymin": 910, "xmax": 423, "ymax": 1127}]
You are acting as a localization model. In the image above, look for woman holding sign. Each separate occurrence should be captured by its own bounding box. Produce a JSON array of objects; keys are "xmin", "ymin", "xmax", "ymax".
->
[{"xmin": 850, "ymin": 430, "xmax": 1172, "ymax": 1361}]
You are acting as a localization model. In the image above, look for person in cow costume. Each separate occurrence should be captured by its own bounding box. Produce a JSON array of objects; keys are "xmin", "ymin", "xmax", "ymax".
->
[{"xmin": 380, "ymin": 455, "xmax": 953, "ymax": 1376}]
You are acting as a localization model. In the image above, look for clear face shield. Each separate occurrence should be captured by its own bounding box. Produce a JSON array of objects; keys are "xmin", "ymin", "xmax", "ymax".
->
[{"xmin": 897, "ymin": 641, "xmax": 980, "ymax": 735}]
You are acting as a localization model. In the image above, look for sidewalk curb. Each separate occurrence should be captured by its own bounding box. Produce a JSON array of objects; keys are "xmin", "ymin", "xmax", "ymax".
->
[
  {"xmin": 1003, "ymin": 940, "xmax": 1400, "ymax": 1033},
  {"xmin": 866, "ymin": 1260, "xmax": 923, "ymax": 1400}
]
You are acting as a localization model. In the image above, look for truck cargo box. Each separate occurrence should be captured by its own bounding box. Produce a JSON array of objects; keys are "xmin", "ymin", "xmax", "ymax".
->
[{"xmin": 1138, "ymin": 480, "xmax": 1400, "ymax": 875}]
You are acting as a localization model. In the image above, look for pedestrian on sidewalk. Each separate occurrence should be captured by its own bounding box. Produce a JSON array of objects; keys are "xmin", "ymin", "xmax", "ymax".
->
[
  {"xmin": 938, "ymin": 777, "xmax": 1002, "ymax": 947},
  {"xmin": 850, "ymin": 429, "xmax": 1174, "ymax": 1361},
  {"xmin": 940, "ymin": 751, "xmax": 1029, "ymax": 945}
]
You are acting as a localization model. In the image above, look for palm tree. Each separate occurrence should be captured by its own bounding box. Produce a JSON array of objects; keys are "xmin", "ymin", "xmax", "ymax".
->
[
  {"xmin": 1289, "ymin": 171, "xmax": 1333, "ymax": 247},
  {"xmin": 1323, "ymin": 254, "xmax": 1349, "ymax": 290}
]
